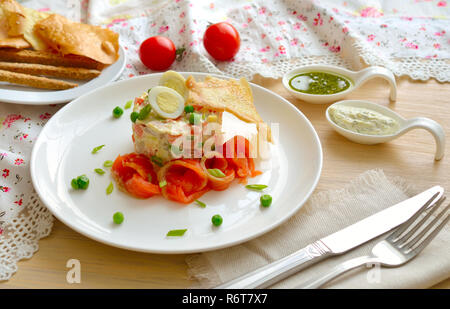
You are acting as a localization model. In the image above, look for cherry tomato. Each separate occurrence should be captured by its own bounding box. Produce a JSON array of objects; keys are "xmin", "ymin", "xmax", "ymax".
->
[
  {"xmin": 203, "ymin": 22, "xmax": 240, "ymax": 61},
  {"xmin": 139, "ymin": 36, "xmax": 176, "ymax": 71}
]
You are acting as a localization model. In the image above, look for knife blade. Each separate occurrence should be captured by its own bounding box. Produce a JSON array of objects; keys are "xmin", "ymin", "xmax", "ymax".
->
[{"xmin": 215, "ymin": 185, "xmax": 444, "ymax": 289}]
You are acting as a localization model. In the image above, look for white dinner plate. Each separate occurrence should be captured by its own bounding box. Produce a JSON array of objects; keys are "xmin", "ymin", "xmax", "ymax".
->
[
  {"xmin": 0, "ymin": 46, "xmax": 126, "ymax": 105},
  {"xmin": 31, "ymin": 72, "xmax": 322, "ymax": 254}
]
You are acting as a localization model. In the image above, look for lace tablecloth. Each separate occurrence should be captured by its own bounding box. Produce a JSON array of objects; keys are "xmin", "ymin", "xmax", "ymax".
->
[{"xmin": 0, "ymin": 0, "xmax": 449, "ymax": 281}]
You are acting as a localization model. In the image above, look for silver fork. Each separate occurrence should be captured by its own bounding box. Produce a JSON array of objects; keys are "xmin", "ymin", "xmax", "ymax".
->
[{"xmin": 296, "ymin": 196, "xmax": 449, "ymax": 289}]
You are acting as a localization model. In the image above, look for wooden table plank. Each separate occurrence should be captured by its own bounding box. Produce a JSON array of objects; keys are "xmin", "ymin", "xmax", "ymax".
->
[{"xmin": 1, "ymin": 76, "xmax": 449, "ymax": 288}]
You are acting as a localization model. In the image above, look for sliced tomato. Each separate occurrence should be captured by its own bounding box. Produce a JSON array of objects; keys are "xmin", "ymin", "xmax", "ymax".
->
[
  {"xmin": 158, "ymin": 159, "xmax": 209, "ymax": 204},
  {"xmin": 112, "ymin": 153, "xmax": 160, "ymax": 199}
]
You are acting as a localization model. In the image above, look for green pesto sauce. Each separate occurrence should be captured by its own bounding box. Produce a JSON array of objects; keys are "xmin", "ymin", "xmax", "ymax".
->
[{"xmin": 289, "ymin": 72, "xmax": 351, "ymax": 95}]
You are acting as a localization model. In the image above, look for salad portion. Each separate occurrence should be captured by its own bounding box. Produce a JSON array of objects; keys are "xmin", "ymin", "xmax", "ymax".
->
[{"xmin": 111, "ymin": 71, "xmax": 271, "ymax": 204}]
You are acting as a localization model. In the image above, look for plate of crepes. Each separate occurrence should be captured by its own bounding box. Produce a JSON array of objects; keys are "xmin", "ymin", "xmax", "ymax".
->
[
  {"xmin": 31, "ymin": 71, "xmax": 322, "ymax": 253},
  {"xmin": 0, "ymin": 0, "xmax": 124, "ymax": 105}
]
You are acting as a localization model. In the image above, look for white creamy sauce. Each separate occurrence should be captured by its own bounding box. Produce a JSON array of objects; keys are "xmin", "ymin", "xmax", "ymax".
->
[{"xmin": 328, "ymin": 105, "xmax": 400, "ymax": 136}]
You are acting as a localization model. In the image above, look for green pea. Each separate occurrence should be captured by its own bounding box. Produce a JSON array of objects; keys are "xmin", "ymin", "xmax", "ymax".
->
[
  {"xmin": 189, "ymin": 113, "xmax": 201, "ymax": 125},
  {"xmin": 71, "ymin": 178, "xmax": 79, "ymax": 190},
  {"xmin": 130, "ymin": 111, "xmax": 139, "ymax": 123},
  {"xmin": 184, "ymin": 105, "xmax": 194, "ymax": 113},
  {"xmin": 113, "ymin": 106, "xmax": 124, "ymax": 118},
  {"xmin": 260, "ymin": 194, "xmax": 272, "ymax": 207},
  {"xmin": 138, "ymin": 104, "xmax": 151, "ymax": 120},
  {"xmin": 113, "ymin": 212, "xmax": 124, "ymax": 224},
  {"xmin": 70, "ymin": 175, "xmax": 90, "ymax": 190},
  {"xmin": 211, "ymin": 214, "xmax": 223, "ymax": 227}
]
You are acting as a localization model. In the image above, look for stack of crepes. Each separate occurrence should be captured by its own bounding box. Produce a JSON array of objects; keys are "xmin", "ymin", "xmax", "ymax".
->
[
  {"xmin": 112, "ymin": 73, "xmax": 272, "ymax": 204},
  {"xmin": 0, "ymin": 0, "xmax": 119, "ymax": 90}
]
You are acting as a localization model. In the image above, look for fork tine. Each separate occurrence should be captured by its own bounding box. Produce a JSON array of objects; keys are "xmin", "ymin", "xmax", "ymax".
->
[
  {"xmin": 403, "ymin": 203, "xmax": 450, "ymax": 251},
  {"xmin": 388, "ymin": 192, "xmax": 442, "ymax": 241},
  {"xmin": 407, "ymin": 211, "xmax": 449, "ymax": 255},
  {"xmin": 396, "ymin": 196, "xmax": 446, "ymax": 246}
]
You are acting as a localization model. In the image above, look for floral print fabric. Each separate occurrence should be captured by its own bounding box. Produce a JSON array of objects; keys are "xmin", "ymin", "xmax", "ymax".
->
[{"xmin": 0, "ymin": 0, "xmax": 448, "ymax": 280}]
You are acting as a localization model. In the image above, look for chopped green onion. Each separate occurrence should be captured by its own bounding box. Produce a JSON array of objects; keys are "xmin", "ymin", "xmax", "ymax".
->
[
  {"xmin": 189, "ymin": 112, "xmax": 202, "ymax": 125},
  {"xmin": 71, "ymin": 175, "xmax": 89, "ymax": 190},
  {"xmin": 138, "ymin": 104, "xmax": 151, "ymax": 120},
  {"xmin": 159, "ymin": 180, "xmax": 167, "ymax": 188},
  {"xmin": 166, "ymin": 229, "xmax": 187, "ymax": 237},
  {"xmin": 245, "ymin": 184, "xmax": 268, "ymax": 191},
  {"xmin": 113, "ymin": 106, "xmax": 124, "ymax": 118},
  {"xmin": 106, "ymin": 182, "xmax": 114, "ymax": 195},
  {"xmin": 91, "ymin": 144, "xmax": 105, "ymax": 154},
  {"xmin": 130, "ymin": 111, "xmax": 139, "ymax": 123},
  {"xmin": 184, "ymin": 105, "xmax": 194, "ymax": 113},
  {"xmin": 103, "ymin": 160, "xmax": 113, "ymax": 168},
  {"xmin": 94, "ymin": 168, "xmax": 105, "ymax": 175},
  {"xmin": 207, "ymin": 168, "xmax": 226, "ymax": 178},
  {"xmin": 211, "ymin": 214, "xmax": 223, "ymax": 227},
  {"xmin": 260, "ymin": 194, "xmax": 272, "ymax": 207},
  {"xmin": 113, "ymin": 212, "xmax": 124, "ymax": 224},
  {"xmin": 195, "ymin": 200, "xmax": 206, "ymax": 208},
  {"xmin": 151, "ymin": 155, "xmax": 164, "ymax": 167},
  {"xmin": 124, "ymin": 100, "xmax": 133, "ymax": 109}
]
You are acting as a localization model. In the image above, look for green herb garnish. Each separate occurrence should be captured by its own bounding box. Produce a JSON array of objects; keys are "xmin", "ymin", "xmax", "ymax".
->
[
  {"xmin": 94, "ymin": 168, "xmax": 105, "ymax": 175},
  {"xmin": 189, "ymin": 112, "xmax": 202, "ymax": 125},
  {"xmin": 106, "ymin": 182, "xmax": 114, "ymax": 195},
  {"xmin": 91, "ymin": 144, "xmax": 105, "ymax": 154},
  {"xmin": 103, "ymin": 160, "xmax": 114, "ymax": 168},
  {"xmin": 159, "ymin": 180, "xmax": 167, "ymax": 188},
  {"xmin": 124, "ymin": 100, "xmax": 133, "ymax": 109},
  {"xmin": 195, "ymin": 200, "xmax": 206, "ymax": 208},
  {"xmin": 151, "ymin": 155, "xmax": 164, "ymax": 167},
  {"xmin": 138, "ymin": 104, "xmax": 151, "ymax": 120},
  {"xmin": 245, "ymin": 184, "xmax": 268, "ymax": 191},
  {"xmin": 166, "ymin": 229, "xmax": 187, "ymax": 237},
  {"xmin": 207, "ymin": 168, "xmax": 226, "ymax": 178}
]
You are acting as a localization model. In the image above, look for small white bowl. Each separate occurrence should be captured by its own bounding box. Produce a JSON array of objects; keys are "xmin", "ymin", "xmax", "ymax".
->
[
  {"xmin": 326, "ymin": 100, "xmax": 445, "ymax": 160},
  {"xmin": 282, "ymin": 65, "xmax": 397, "ymax": 104}
]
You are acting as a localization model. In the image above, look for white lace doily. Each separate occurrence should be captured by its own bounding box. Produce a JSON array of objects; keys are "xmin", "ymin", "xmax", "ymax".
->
[{"xmin": 1, "ymin": 0, "xmax": 449, "ymax": 282}]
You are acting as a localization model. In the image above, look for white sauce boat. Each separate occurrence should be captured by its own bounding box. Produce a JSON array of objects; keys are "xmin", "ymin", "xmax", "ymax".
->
[
  {"xmin": 282, "ymin": 65, "xmax": 397, "ymax": 104},
  {"xmin": 325, "ymin": 100, "xmax": 445, "ymax": 161}
]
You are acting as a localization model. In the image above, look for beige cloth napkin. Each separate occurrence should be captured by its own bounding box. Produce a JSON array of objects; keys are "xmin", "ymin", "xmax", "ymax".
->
[{"xmin": 186, "ymin": 170, "xmax": 450, "ymax": 288}]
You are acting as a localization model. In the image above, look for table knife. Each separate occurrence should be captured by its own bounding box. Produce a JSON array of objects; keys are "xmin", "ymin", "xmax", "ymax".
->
[{"xmin": 215, "ymin": 185, "xmax": 444, "ymax": 289}]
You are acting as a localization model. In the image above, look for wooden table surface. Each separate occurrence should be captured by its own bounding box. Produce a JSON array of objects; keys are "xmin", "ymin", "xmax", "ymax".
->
[{"xmin": 1, "ymin": 75, "xmax": 449, "ymax": 289}]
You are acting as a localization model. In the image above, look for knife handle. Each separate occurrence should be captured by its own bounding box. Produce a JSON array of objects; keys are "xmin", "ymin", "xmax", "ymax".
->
[{"xmin": 214, "ymin": 241, "xmax": 333, "ymax": 289}]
